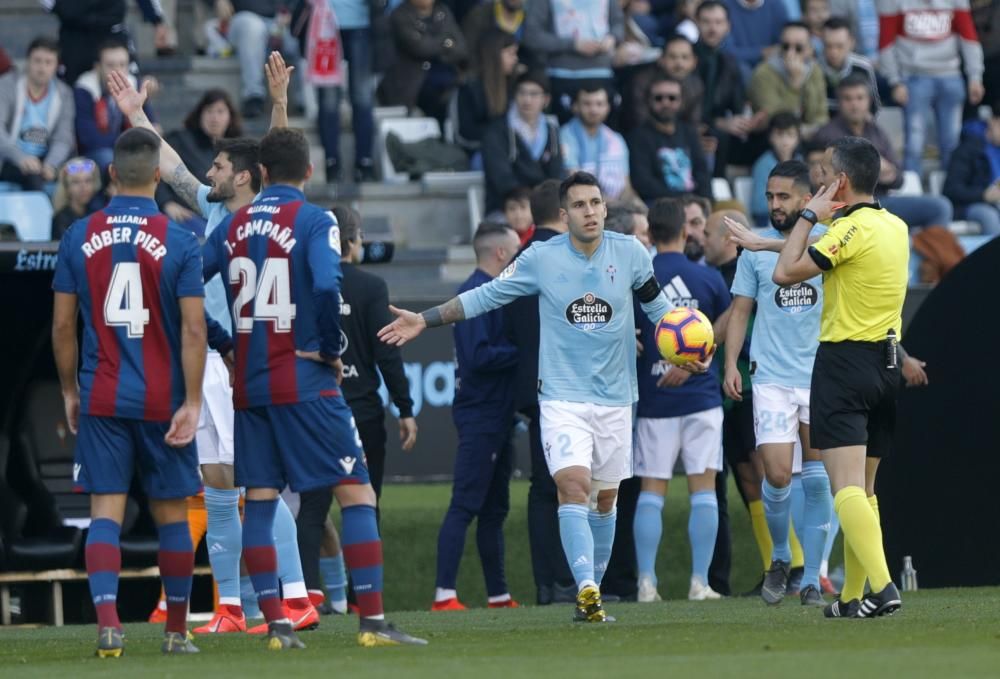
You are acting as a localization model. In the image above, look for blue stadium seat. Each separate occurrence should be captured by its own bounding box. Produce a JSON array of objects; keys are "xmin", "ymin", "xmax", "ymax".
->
[
  {"xmin": 0, "ymin": 192, "xmax": 53, "ymax": 241},
  {"xmin": 0, "ymin": 182, "xmax": 19, "ymax": 194}
]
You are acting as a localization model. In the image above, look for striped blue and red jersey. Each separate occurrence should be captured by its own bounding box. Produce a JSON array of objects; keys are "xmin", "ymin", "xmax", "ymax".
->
[
  {"xmin": 202, "ymin": 185, "xmax": 343, "ymax": 410},
  {"xmin": 52, "ymin": 195, "xmax": 205, "ymax": 421}
]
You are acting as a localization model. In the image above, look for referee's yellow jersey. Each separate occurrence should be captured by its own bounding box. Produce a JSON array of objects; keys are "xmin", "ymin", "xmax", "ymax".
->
[{"xmin": 807, "ymin": 202, "xmax": 909, "ymax": 342}]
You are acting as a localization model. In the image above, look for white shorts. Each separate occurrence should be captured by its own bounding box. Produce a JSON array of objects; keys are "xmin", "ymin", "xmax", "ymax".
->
[
  {"xmin": 539, "ymin": 400, "xmax": 633, "ymax": 483},
  {"xmin": 634, "ymin": 407, "xmax": 724, "ymax": 480},
  {"xmin": 196, "ymin": 352, "xmax": 235, "ymax": 466},
  {"xmin": 752, "ymin": 383, "xmax": 811, "ymax": 446}
]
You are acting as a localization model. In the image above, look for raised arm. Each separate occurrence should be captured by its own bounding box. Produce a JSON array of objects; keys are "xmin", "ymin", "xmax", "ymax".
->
[
  {"xmin": 265, "ymin": 50, "xmax": 293, "ymax": 130},
  {"xmin": 106, "ymin": 69, "xmax": 205, "ymax": 215}
]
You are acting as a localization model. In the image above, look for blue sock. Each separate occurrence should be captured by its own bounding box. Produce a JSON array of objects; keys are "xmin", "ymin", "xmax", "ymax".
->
[
  {"xmin": 240, "ymin": 575, "xmax": 261, "ymax": 618},
  {"xmin": 588, "ymin": 509, "xmax": 616, "ymax": 586},
  {"xmin": 319, "ymin": 555, "xmax": 347, "ymax": 608},
  {"xmin": 688, "ymin": 490, "xmax": 719, "ymax": 585},
  {"xmin": 157, "ymin": 521, "xmax": 194, "ymax": 634},
  {"xmin": 762, "ymin": 478, "xmax": 793, "ymax": 562},
  {"xmin": 273, "ymin": 496, "xmax": 306, "ymax": 600},
  {"xmin": 242, "ymin": 499, "xmax": 284, "ymax": 622},
  {"xmin": 558, "ymin": 504, "xmax": 595, "ymax": 589},
  {"xmin": 341, "ymin": 504, "xmax": 384, "ymax": 619},
  {"xmin": 633, "ymin": 492, "xmax": 664, "ymax": 585},
  {"xmin": 801, "ymin": 461, "xmax": 833, "ymax": 590},
  {"xmin": 203, "ymin": 487, "xmax": 242, "ymax": 606},
  {"xmin": 822, "ymin": 512, "xmax": 840, "ymax": 565},
  {"xmin": 790, "ymin": 474, "xmax": 805, "ymax": 538}
]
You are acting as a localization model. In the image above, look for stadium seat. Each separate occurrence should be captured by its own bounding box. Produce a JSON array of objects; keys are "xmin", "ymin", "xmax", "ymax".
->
[
  {"xmin": 0, "ymin": 182, "xmax": 18, "ymax": 194},
  {"xmin": 0, "ymin": 192, "xmax": 53, "ymax": 241},
  {"xmin": 928, "ymin": 170, "xmax": 946, "ymax": 196},
  {"xmin": 890, "ymin": 170, "xmax": 923, "ymax": 197},
  {"xmin": 376, "ymin": 117, "xmax": 442, "ymax": 183},
  {"xmin": 711, "ymin": 177, "xmax": 733, "ymax": 201},
  {"xmin": 732, "ymin": 176, "xmax": 753, "ymax": 211}
]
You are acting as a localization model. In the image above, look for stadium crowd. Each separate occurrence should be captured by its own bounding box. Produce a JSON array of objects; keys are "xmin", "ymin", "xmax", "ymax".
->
[{"xmin": 0, "ymin": 0, "xmax": 996, "ymax": 643}]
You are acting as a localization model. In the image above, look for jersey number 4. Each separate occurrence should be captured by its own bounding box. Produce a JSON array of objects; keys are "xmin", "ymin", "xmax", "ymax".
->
[
  {"xmin": 104, "ymin": 262, "xmax": 150, "ymax": 338},
  {"xmin": 229, "ymin": 256, "xmax": 297, "ymax": 333}
]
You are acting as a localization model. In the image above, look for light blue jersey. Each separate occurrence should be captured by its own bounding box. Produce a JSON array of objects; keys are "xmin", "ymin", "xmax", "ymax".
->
[
  {"xmin": 197, "ymin": 184, "xmax": 234, "ymax": 335},
  {"xmin": 459, "ymin": 231, "xmax": 673, "ymax": 407},
  {"xmin": 730, "ymin": 227, "xmax": 825, "ymax": 389}
]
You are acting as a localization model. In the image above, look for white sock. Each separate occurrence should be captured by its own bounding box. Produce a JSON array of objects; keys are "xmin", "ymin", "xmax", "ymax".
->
[
  {"xmin": 282, "ymin": 581, "xmax": 308, "ymax": 599},
  {"xmin": 487, "ymin": 593, "xmax": 511, "ymax": 604},
  {"xmin": 331, "ymin": 599, "xmax": 347, "ymax": 614},
  {"xmin": 218, "ymin": 597, "xmax": 241, "ymax": 607},
  {"xmin": 434, "ymin": 587, "xmax": 457, "ymax": 602},
  {"xmin": 820, "ymin": 559, "xmax": 829, "ymax": 578}
]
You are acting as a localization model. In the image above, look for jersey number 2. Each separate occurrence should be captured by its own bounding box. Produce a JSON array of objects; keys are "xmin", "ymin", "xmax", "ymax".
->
[
  {"xmin": 104, "ymin": 262, "xmax": 150, "ymax": 338},
  {"xmin": 229, "ymin": 256, "xmax": 297, "ymax": 333}
]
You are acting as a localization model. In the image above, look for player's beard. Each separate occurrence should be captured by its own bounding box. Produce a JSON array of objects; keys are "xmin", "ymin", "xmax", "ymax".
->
[
  {"xmin": 684, "ymin": 236, "xmax": 704, "ymax": 261},
  {"xmin": 207, "ymin": 181, "xmax": 234, "ymax": 203},
  {"xmin": 770, "ymin": 209, "xmax": 801, "ymax": 232}
]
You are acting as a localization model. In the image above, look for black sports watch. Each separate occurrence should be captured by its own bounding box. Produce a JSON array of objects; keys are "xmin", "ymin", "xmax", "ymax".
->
[{"xmin": 800, "ymin": 208, "xmax": 819, "ymax": 226}]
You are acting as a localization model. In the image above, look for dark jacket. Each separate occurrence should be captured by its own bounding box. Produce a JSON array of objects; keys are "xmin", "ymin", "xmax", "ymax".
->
[
  {"xmin": 232, "ymin": 0, "xmax": 280, "ymax": 16},
  {"xmin": 339, "ymin": 263, "xmax": 414, "ymax": 423},
  {"xmin": 156, "ymin": 127, "xmax": 217, "ymax": 211},
  {"xmin": 455, "ymin": 78, "xmax": 504, "ymax": 152},
  {"xmin": 694, "ymin": 41, "xmax": 746, "ymax": 127},
  {"xmin": 453, "ymin": 268, "xmax": 518, "ymax": 431},
  {"xmin": 377, "ymin": 1, "xmax": 467, "ymax": 109},
  {"xmin": 504, "ymin": 226, "xmax": 563, "ymax": 413},
  {"xmin": 943, "ymin": 121, "xmax": 996, "ymax": 216},
  {"xmin": 627, "ymin": 120, "xmax": 712, "ymax": 203},
  {"xmin": 481, "ymin": 115, "xmax": 564, "ymax": 213}
]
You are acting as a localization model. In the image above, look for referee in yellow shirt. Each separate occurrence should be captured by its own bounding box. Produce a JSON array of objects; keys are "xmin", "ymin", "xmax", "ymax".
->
[{"xmin": 730, "ymin": 136, "xmax": 908, "ymax": 619}]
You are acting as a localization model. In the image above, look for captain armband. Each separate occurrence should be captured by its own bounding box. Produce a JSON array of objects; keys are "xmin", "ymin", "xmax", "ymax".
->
[{"xmin": 635, "ymin": 276, "xmax": 661, "ymax": 304}]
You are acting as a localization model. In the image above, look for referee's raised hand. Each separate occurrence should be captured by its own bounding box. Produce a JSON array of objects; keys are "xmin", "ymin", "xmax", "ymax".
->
[{"xmin": 804, "ymin": 179, "xmax": 847, "ymax": 223}]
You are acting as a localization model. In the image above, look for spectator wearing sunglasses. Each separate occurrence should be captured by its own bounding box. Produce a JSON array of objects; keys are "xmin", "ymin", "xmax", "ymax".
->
[
  {"xmin": 51, "ymin": 157, "xmax": 102, "ymax": 239},
  {"xmin": 628, "ymin": 73, "xmax": 713, "ymax": 205},
  {"xmin": 749, "ymin": 22, "xmax": 829, "ymax": 138},
  {"xmin": 0, "ymin": 37, "xmax": 76, "ymax": 192}
]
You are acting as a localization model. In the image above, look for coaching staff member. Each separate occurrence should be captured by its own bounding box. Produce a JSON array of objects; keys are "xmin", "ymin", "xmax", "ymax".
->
[{"xmin": 729, "ymin": 136, "xmax": 906, "ymax": 619}]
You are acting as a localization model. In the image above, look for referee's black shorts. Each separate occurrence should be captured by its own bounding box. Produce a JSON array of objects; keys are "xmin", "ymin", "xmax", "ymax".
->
[
  {"xmin": 810, "ymin": 341, "xmax": 902, "ymax": 458},
  {"xmin": 723, "ymin": 396, "xmax": 756, "ymax": 467}
]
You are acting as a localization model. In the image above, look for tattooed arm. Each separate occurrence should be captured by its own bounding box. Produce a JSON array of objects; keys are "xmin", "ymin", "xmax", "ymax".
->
[
  {"xmin": 106, "ymin": 70, "xmax": 208, "ymax": 217},
  {"xmin": 377, "ymin": 298, "xmax": 466, "ymax": 346}
]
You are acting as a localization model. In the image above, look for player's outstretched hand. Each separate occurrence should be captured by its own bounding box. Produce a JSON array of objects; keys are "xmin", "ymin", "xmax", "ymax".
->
[
  {"xmin": 678, "ymin": 345, "xmax": 715, "ymax": 375},
  {"xmin": 265, "ymin": 51, "xmax": 294, "ymax": 102},
  {"xmin": 165, "ymin": 402, "xmax": 200, "ymax": 447},
  {"xmin": 902, "ymin": 355, "xmax": 928, "ymax": 387},
  {"xmin": 378, "ymin": 306, "xmax": 426, "ymax": 346},
  {"xmin": 106, "ymin": 70, "xmax": 149, "ymax": 117},
  {"xmin": 296, "ymin": 351, "xmax": 345, "ymax": 383},
  {"xmin": 722, "ymin": 363, "xmax": 743, "ymax": 401},
  {"xmin": 724, "ymin": 216, "xmax": 771, "ymax": 252},
  {"xmin": 63, "ymin": 391, "xmax": 80, "ymax": 435},
  {"xmin": 399, "ymin": 416, "xmax": 418, "ymax": 451},
  {"xmin": 656, "ymin": 363, "xmax": 690, "ymax": 388}
]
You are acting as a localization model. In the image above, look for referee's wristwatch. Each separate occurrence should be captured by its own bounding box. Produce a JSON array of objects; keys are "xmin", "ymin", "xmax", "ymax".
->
[{"xmin": 800, "ymin": 208, "xmax": 819, "ymax": 226}]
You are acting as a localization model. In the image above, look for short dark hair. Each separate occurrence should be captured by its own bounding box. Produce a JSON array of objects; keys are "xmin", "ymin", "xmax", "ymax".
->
[
  {"xmin": 515, "ymin": 69, "xmax": 550, "ymax": 94},
  {"xmin": 664, "ymin": 34, "xmax": 695, "ymax": 51},
  {"xmin": 259, "ymin": 128, "xmax": 311, "ymax": 185},
  {"xmin": 215, "ymin": 137, "xmax": 261, "ymax": 192},
  {"xmin": 331, "ymin": 204, "xmax": 361, "ymax": 254},
  {"xmin": 802, "ymin": 137, "xmax": 829, "ymax": 156},
  {"xmin": 768, "ymin": 159, "xmax": 812, "ymax": 193},
  {"xmin": 559, "ymin": 171, "xmax": 602, "ymax": 207},
  {"xmin": 782, "ymin": 20, "xmax": 811, "ymax": 35},
  {"xmin": 472, "ymin": 221, "xmax": 516, "ymax": 260},
  {"xmin": 829, "ymin": 136, "xmax": 880, "ymax": 194},
  {"xmin": 648, "ymin": 197, "xmax": 686, "ymax": 245},
  {"xmin": 185, "ymin": 89, "xmax": 243, "ymax": 138},
  {"xmin": 605, "ymin": 202, "xmax": 645, "ymax": 236},
  {"xmin": 681, "ymin": 194, "xmax": 711, "ymax": 218},
  {"xmin": 530, "ymin": 179, "xmax": 562, "ymax": 226},
  {"xmin": 27, "ymin": 36, "xmax": 59, "ymax": 58},
  {"xmin": 646, "ymin": 72, "xmax": 681, "ymax": 99},
  {"xmin": 823, "ymin": 16, "xmax": 852, "ymax": 33},
  {"xmin": 504, "ymin": 186, "xmax": 532, "ymax": 206},
  {"xmin": 574, "ymin": 81, "xmax": 609, "ymax": 102},
  {"xmin": 837, "ymin": 72, "xmax": 873, "ymax": 94},
  {"xmin": 96, "ymin": 38, "xmax": 129, "ymax": 61},
  {"xmin": 769, "ymin": 111, "xmax": 801, "ymax": 134},
  {"xmin": 696, "ymin": 0, "xmax": 729, "ymax": 19},
  {"xmin": 112, "ymin": 127, "xmax": 161, "ymax": 187}
]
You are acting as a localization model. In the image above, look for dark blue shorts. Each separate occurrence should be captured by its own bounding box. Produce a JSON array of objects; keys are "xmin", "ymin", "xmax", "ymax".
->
[
  {"xmin": 74, "ymin": 415, "xmax": 200, "ymax": 499},
  {"xmin": 234, "ymin": 396, "xmax": 368, "ymax": 492}
]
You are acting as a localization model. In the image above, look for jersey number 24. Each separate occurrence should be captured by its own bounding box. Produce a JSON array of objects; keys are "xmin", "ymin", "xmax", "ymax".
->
[{"xmin": 229, "ymin": 256, "xmax": 297, "ymax": 333}]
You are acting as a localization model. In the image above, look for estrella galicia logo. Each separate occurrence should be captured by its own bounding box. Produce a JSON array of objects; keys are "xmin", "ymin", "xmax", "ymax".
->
[
  {"xmin": 774, "ymin": 282, "xmax": 818, "ymax": 314},
  {"xmin": 565, "ymin": 292, "xmax": 613, "ymax": 330}
]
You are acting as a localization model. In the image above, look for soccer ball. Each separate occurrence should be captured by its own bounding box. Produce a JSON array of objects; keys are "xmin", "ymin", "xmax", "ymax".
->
[{"xmin": 655, "ymin": 307, "xmax": 715, "ymax": 367}]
